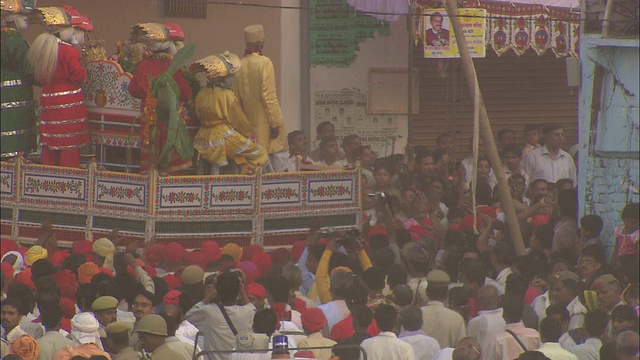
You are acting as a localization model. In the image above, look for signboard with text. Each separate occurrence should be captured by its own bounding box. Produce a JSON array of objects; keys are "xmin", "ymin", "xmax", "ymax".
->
[{"xmin": 423, "ymin": 8, "xmax": 487, "ymax": 58}]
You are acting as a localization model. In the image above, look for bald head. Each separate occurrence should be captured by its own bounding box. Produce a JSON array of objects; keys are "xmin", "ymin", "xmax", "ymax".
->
[
  {"xmin": 453, "ymin": 337, "xmax": 481, "ymax": 360},
  {"xmin": 477, "ymin": 285, "xmax": 500, "ymax": 310}
]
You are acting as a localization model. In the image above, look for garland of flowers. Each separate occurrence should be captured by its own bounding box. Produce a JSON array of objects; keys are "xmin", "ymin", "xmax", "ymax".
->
[{"xmin": 141, "ymin": 76, "xmax": 158, "ymax": 147}]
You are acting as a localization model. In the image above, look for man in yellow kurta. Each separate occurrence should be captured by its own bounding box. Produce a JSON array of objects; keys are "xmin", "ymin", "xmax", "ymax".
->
[
  {"xmin": 234, "ymin": 24, "xmax": 288, "ymax": 172},
  {"xmin": 190, "ymin": 52, "xmax": 269, "ymax": 175}
]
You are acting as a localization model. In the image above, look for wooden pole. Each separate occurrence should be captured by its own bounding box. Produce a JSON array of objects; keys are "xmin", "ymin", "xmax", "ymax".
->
[{"xmin": 444, "ymin": 0, "xmax": 526, "ymax": 255}]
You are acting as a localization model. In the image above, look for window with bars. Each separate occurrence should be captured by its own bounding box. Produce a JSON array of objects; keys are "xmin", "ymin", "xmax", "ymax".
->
[{"xmin": 164, "ymin": 0, "xmax": 207, "ymax": 19}]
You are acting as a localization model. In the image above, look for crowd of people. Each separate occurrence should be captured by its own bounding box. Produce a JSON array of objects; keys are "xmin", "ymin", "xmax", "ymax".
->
[{"xmin": 1, "ymin": 116, "xmax": 639, "ymax": 360}]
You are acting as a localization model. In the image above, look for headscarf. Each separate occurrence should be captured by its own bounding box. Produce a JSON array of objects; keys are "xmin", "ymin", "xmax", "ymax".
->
[
  {"xmin": 301, "ymin": 308, "xmax": 327, "ymax": 334},
  {"xmin": 1, "ymin": 262, "xmax": 14, "ymax": 281},
  {"xmin": 78, "ymin": 262, "xmax": 99, "ymax": 284},
  {"xmin": 92, "ymin": 238, "xmax": 115, "ymax": 271},
  {"xmin": 221, "ymin": 243, "xmax": 243, "ymax": 263},
  {"xmin": 236, "ymin": 261, "xmax": 259, "ymax": 284},
  {"xmin": 245, "ymin": 283, "xmax": 266, "ymax": 300},
  {"xmin": 25, "ymin": 246, "xmax": 48, "ymax": 266},
  {"xmin": 13, "ymin": 268, "xmax": 35, "ymax": 289},
  {"xmin": 162, "ymin": 273, "xmax": 182, "ymax": 291},
  {"xmin": 2, "ymin": 250, "xmax": 25, "ymax": 274},
  {"xmin": 54, "ymin": 270, "xmax": 77, "ymax": 299},
  {"xmin": 48, "ymin": 250, "xmax": 70, "ymax": 267},
  {"xmin": 8, "ymin": 334, "xmax": 39, "ymax": 360},
  {"xmin": 252, "ymin": 252, "xmax": 272, "ymax": 276},
  {"xmin": 70, "ymin": 312, "xmax": 102, "ymax": 349},
  {"xmin": 184, "ymin": 251, "xmax": 208, "ymax": 270},
  {"xmin": 144, "ymin": 243, "xmax": 165, "ymax": 267}
]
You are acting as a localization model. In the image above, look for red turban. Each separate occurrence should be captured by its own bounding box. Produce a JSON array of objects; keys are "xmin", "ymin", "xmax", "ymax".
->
[
  {"xmin": 245, "ymin": 283, "xmax": 266, "ymax": 300},
  {"xmin": 163, "ymin": 290, "xmax": 182, "ymax": 306},
  {"xmin": 290, "ymin": 241, "xmax": 306, "ymax": 261},
  {"xmin": 1, "ymin": 262, "xmax": 14, "ymax": 281},
  {"xmin": 408, "ymin": 224, "xmax": 427, "ymax": 241},
  {"xmin": 54, "ymin": 269, "xmax": 77, "ymax": 288},
  {"xmin": 143, "ymin": 265, "xmax": 157, "ymax": 278},
  {"xmin": 252, "ymin": 252, "xmax": 272, "ymax": 275},
  {"xmin": 367, "ymin": 225, "xmax": 388, "ymax": 238},
  {"xmin": 448, "ymin": 223, "xmax": 463, "ymax": 233},
  {"xmin": 477, "ymin": 205, "xmax": 497, "ymax": 218},
  {"xmin": 201, "ymin": 241, "xmax": 221, "ymax": 263},
  {"xmin": 61, "ymin": 318, "xmax": 72, "ymax": 333},
  {"xmin": 269, "ymin": 248, "xmax": 290, "ymax": 266},
  {"xmin": 48, "ymin": 250, "xmax": 70, "ymax": 267},
  {"xmin": 530, "ymin": 215, "xmax": 550, "ymax": 227},
  {"xmin": 271, "ymin": 302, "xmax": 291, "ymax": 322},
  {"xmin": 78, "ymin": 262, "xmax": 99, "ymax": 284},
  {"xmin": 13, "ymin": 268, "xmax": 34, "ymax": 289},
  {"xmin": 72, "ymin": 241, "xmax": 93, "ymax": 255},
  {"xmin": 162, "ymin": 273, "xmax": 182, "ymax": 291},
  {"xmin": 460, "ymin": 214, "xmax": 484, "ymax": 232},
  {"xmin": 301, "ymin": 308, "xmax": 327, "ymax": 333},
  {"xmin": 144, "ymin": 243, "xmax": 165, "ymax": 267},
  {"xmin": 293, "ymin": 351, "xmax": 316, "ymax": 359},
  {"xmin": 237, "ymin": 261, "xmax": 259, "ymax": 284},
  {"xmin": 184, "ymin": 251, "xmax": 208, "ymax": 270},
  {"xmin": 1, "ymin": 240, "xmax": 19, "ymax": 256},
  {"xmin": 59, "ymin": 297, "xmax": 76, "ymax": 319},
  {"xmin": 242, "ymin": 244, "xmax": 264, "ymax": 261},
  {"xmin": 98, "ymin": 268, "xmax": 113, "ymax": 277},
  {"xmin": 420, "ymin": 218, "xmax": 433, "ymax": 228},
  {"xmin": 163, "ymin": 242, "xmax": 187, "ymax": 264}
]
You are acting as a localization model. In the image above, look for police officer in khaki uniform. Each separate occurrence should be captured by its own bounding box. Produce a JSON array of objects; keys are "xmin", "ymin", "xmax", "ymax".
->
[
  {"xmin": 134, "ymin": 314, "xmax": 187, "ymax": 360},
  {"xmin": 92, "ymin": 296, "xmax": 119, "ymax": 338},
  {"xmin": 105, "ymin": 321, "xmax": 142, "ymax": 360}
]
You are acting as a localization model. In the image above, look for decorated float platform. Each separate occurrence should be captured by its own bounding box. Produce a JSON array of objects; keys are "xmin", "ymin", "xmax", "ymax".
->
[{"xmin": 0, "ymin": 59, "xmax": 362, "ymax": 249}]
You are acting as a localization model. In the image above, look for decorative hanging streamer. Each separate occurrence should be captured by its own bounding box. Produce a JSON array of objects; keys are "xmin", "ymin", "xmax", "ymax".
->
[{"xmin": 472, "ymin": 72, "xmax": 480, "ymax": 235}]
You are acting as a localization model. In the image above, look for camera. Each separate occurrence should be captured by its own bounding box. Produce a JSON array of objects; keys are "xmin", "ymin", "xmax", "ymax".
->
[
  {"xmin": 368, "ymin": 192, "xmax": 388, "ymax": 204},
  {"xmin": 319, "ymin": 227, "xmax": 361, "ymax": 250}
]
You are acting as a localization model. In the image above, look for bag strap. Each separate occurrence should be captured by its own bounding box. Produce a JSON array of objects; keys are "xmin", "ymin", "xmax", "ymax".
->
[
  {"xmin": 412, "ymin": 279, "xmax": 423, "ymax": 306},
  {"xmin": 505, "ymin": 329, "xmax": 528, "ymax": 352},
  {"xmin": 216, "ymin": 303, "xmax": 238, "ymax": 336}
]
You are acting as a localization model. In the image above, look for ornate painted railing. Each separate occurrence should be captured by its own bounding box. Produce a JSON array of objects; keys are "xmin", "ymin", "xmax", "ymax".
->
[{"xmin": 0, "ymin": 157, "xmax": 361, "ymax": 249}]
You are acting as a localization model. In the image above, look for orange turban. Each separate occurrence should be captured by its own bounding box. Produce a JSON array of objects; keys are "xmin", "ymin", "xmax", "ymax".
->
[
  {"xmin": 221, "ymin": 243, "xmax": 243, "ymax": 262},
  {"xmin": 9, "ymin": 334, "xmax": 39, "ymax": 360},
  {"xmin": 78, "ymin": 262, "xmax": 99, "ymax": 284}
]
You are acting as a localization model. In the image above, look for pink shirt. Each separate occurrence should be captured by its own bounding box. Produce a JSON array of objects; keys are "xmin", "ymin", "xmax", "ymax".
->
[{"xmin": 614, "ymin": 225, "xmax": 639, "ymax": 256}]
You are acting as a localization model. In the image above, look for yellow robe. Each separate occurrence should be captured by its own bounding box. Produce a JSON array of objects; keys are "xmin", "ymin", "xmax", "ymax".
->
[
  {"xmin": 233, "ymin": 53, "xmax": 287, "ymax": 154},
  {"xmin": 193, "ymin": 86, "xmax": 268, "ymax": 170}
]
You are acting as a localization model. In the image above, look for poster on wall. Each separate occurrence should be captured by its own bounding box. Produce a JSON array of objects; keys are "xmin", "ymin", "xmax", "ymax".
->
[
  {"xmin": 309, "ymin": 0, "xmax": 391, "ymax": 67},
  {"xmin": 423, "ymin": 8, "xmax": 486, "ymax": 58},
  {"xmin": 314, "ymin": 90, "xmax": 401, "ymax": 157}
]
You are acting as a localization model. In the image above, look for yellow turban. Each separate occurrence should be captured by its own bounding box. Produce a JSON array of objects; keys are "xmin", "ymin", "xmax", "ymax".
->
[
  {"xmin": 25, "ymin": 246, "xmax": 47, "ymax": 266},
  {"xmin": 221, "ymin": 243, "xmax": 243, "ymax": 263},
  {"xmin": 93, "ymin": 238, "xmax": 115, "ymax": 271}
]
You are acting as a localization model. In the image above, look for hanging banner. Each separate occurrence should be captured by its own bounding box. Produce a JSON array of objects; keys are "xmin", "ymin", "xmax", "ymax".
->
[{"xmin": 423, "ymin": 8, "xmax": 487, "ymax": 58}]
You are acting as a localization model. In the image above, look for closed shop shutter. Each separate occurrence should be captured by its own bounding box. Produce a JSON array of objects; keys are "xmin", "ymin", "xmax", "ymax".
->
[{"xmin": 410, "ymin": 47, "xmax": 579, "ymax": 161}]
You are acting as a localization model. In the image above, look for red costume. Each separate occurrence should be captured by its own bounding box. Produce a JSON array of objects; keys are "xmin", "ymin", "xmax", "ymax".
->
[
  {"xmin": 128, "ymin": 54, "xmax": 194, "ymax": 173},
  {"xmin": 39, "ymin": 40, "xmax": 89, "ymax": 167}
]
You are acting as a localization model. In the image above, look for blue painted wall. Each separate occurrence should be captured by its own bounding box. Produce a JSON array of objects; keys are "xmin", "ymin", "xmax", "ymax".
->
[{"xmin": 578, "ymin": 35, "xmax": 639, "ymax": 259}]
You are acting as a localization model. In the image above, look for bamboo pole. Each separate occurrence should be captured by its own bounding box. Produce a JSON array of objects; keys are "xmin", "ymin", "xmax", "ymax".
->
[{"xmin": 444, "ymin": 0, "xmax": 526, "ymax": 255}]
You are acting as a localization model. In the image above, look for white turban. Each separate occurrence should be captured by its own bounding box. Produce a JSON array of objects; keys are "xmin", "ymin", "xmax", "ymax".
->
[
  {"xmin": 70, "ymin": 312, "xmax": 102, "ymax": 349},
  {"xmin": 2, "ymin": 251, "xmax": 24, "ymax": 274}
]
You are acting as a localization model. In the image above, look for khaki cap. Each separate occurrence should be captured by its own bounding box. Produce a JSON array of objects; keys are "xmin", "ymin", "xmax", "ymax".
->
[
  {"xmin": 244, "ymin": 24, "xmax": 264, "ymax": 43},
  {"xmin": 402, "ymin": 242, "xmax": 430, "ymax": 264},
  {"xmin": 181, "ymin": 265, "xmax": 205, "ymax": 285},
  {"xmin": 426, "ymin": 269, "xmax": 450, "ymax": 286},
  {"xmin": 105, "ymin": 321, "xmax": 132, "ymax": 336},
  {"xmin": 91, "ymin": 296, "xmax": 118, "ymax": 312},
  {"xmin": 135, "ymin": 314, "xmax": 167, "ymax": 336}
]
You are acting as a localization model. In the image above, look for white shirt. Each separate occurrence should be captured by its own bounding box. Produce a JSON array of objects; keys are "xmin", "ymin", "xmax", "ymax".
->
[
  {"xmin": 566, "ymin": 296, "xmax": 587, "ymax": 331},
  {"xmin": 571, "ymin": 337, "xmax": 602, "ymax": 360},
  {"xmin": 318, "ymin": 300, "xmax": 350, "ymax": 335},
  {"xmin": 36, "ymin": 330, "xmax": 73, "ymax": 360},
  {"xmin": 559, "ymin": 332, "xmax": 577, "ymax": 350},
  {"xmin": 522, "ymin": 146, "xmax": 576, "ymax": 184},
  {"xmin": 538, "ymin": 342, "xmax": 578, "ymax": 360},
  {"xmin": 495, "ymin": 267, "xmax": 513, "ymax": 296},
  {"xmin": 462, "ymin": 156, "xmax": 497, "ymax": 189},
  {"xmin": 467, "ymin": 307, "xmax": 506, "ymax": 355},
  {"xmin": 432, "ymin": 347, "xmax": 454, "ymax": 360},
  {"xmin": 399, "ymin": 330, "xmax": 440, "ymax": 360},
  {"xmin": 176, "ymin": 319, "xmax": 199, "ymax": 344},
  {"xmin": 503, "ymin": 167, "xmax": 529, "ymax": 188},
  {"xmin": 361, "ymin": 331, "xmax": 415, "ymax": 360},
  {"xmin": 531, "ymin": 291, "xmax": 551, "ymax": 324},
  {"xmin": 406, "ymin": 277, "xmax": 428, "ymax": 306}
]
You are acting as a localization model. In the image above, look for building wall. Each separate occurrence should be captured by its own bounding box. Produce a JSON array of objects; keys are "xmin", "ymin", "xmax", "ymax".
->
[{"xmin": 578, "ymin": 35, "xmax": 640, "ymax": 257}]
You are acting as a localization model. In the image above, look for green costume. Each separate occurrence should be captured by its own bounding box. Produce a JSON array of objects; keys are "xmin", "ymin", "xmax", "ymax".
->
[{"xmin": 1, "ymin": 27, "xmax": 36, "ymax": 158}]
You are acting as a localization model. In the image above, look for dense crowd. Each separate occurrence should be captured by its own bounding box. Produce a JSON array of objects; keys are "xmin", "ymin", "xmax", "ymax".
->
[{"xmin": 1, "ymin": 119, "xmax": 638, "ymax": 360}]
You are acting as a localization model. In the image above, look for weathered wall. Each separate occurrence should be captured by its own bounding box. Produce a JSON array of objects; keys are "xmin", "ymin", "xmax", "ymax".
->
[{"xmin": 578, "ymin": 35, "xmax": 640, "ymax": 258}]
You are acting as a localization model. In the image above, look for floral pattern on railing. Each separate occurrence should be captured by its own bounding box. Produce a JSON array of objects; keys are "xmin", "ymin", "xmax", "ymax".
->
[
  {"xmin": 96, "ymin": 183, "xmax": 144, "ymax": 205},
  {"xmin": 309, "ymin": 184, "xmax": 351, "ymax": 198},
  {"xmin": 212, "ymin": 189, "xmax": 251, "ymax": 203},
  {"xmin": 23, "ymin": 176, "xmax": 84, "ymax": 199},
  {"xmin": 1, "ymin": 172, "xmax": 12, "ymax": 193},
  {"xmin": 262, "ymin": 187, "xmax": 299, "ymax": 201},
  {"xmin": 161, "ymin": 190, "xmax": 201, "ymax": 205}
]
